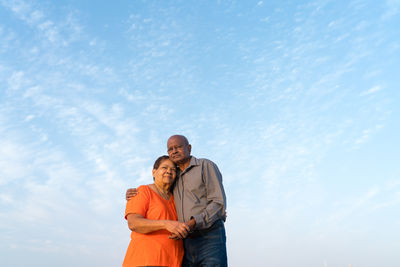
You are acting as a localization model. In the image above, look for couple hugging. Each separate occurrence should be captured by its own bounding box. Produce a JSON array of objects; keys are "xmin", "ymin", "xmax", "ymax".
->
[{"xmin": 122, "ymin": 135, "xmax": 228, "ymax": 267}]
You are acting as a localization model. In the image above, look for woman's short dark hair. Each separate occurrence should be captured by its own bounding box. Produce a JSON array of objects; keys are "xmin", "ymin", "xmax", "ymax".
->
[{"xmin": 153, "ymin": 155, "xmax": 171, "ymax": 170}]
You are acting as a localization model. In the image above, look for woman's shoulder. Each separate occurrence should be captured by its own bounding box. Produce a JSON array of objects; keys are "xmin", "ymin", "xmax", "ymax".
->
[
  {"xmin": 127, "ymin": 185, "xmax": 153, "ymax": 204},
  {"xmin": 137, "ymin": 184, "xmax": 154, "ymax": 194}
]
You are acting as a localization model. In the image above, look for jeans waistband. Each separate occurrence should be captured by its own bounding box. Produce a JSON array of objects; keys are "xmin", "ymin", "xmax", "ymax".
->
[{"xmin": 188, "ymin": 219, "xmax": 224, "ymax": 238}]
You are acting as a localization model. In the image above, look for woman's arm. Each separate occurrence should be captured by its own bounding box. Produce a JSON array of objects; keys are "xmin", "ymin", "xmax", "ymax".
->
[{"xmin": 127, "ymin": 213, "xmax": 190, "ymax": 238}]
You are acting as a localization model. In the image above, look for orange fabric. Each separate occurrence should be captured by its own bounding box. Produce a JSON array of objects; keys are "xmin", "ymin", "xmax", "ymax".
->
[{"xmin": 123, "ymin": 185, "xmax": 184, "ymax": 267}]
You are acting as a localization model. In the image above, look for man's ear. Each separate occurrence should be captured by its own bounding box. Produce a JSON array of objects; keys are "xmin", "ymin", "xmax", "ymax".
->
[{"xmin": 188, "ymin": 144, "xmax": 192, "ymax": 154}]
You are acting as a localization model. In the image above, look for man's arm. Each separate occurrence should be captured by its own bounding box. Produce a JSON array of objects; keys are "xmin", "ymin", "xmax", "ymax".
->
[{"xmin": 192, "ymin": 160, "xmax": 227, "ymax": 230}]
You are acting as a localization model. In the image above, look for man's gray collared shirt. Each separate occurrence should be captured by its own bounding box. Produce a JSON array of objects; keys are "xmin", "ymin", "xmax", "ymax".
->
[{"xmin": 173, "ymin": 156, "xmax": 227, "ymax": 230}]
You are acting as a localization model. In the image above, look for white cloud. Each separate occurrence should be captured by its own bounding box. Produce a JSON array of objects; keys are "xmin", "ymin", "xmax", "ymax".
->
[
  {"xmin": 0, "ymin": 140, "xmax": 32, "ymax": 185},
  {"xmin": 381, "ymin": 0, "xmax": 400, "ymax": 20},
  {"xmin": 7, "ymin": 71, "xmax": 25, "ymax": 90},
  {"xmin": 1, "ymin": 0, "xmax": 84, "ymax": 46},
  {"xmin": 355, "ymin": 128, "xmax": 371, "ymax": 144},
  {"xmin": 0, "ymin": 193, "xmax": 13, "ymax": 204},
  {"xmin": 360, "ymin": 85, "xmax": 383, "ymax": 96}
]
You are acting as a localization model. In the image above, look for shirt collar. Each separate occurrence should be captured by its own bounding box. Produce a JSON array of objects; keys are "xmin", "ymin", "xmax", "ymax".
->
[{"xmin": 180, "ymin": 156, "xmax": 199, "ymax": 174}]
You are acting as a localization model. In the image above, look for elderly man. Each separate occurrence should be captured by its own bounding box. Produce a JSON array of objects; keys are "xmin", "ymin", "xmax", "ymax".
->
[{"xmin": 127, "ymin": 135, "xmax": 227, "ymax": 267}]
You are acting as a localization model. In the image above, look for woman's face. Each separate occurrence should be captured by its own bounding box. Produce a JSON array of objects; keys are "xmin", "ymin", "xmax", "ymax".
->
[{"xmin": 152, "ymin": 159, "xmax": 177, "ymax": 186}]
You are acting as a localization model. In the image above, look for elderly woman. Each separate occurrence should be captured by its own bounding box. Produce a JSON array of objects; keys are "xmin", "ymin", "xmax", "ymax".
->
[{"xmin": 123, "ymin": 155, "xmax": 190, "ymax": 267}]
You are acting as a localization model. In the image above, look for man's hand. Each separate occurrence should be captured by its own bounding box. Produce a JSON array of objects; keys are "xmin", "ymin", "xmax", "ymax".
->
[
  {"xmin": 164, "ymin": 221, "xmax": 190, "ymax": 239},
  {"xmin": 169, "ymin": 218, "xmax": 196, "ymax": 240},
  {"xmin": 126, "ymin": 188, "xmax": 138, "ymax": 201},
  {"xmin": 186, "ymin": 218, "xmax": 196, "ymax": 230}
]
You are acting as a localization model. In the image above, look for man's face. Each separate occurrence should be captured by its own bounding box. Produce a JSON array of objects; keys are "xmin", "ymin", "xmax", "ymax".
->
[{"xmin": 167, "ymin": 136, "xmax": 191, "ymax": 164}]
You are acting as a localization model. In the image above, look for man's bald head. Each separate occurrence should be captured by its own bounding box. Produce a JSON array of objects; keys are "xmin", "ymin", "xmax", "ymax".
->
[{"xmin": 168, "ymin": 135, "xmax": 189, "ymax": 146}]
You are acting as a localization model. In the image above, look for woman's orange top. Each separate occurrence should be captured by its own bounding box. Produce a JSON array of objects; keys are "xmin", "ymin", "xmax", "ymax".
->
[{"xmin": 123, "ymin": 185, "xmax": 184, "ymax": 267}]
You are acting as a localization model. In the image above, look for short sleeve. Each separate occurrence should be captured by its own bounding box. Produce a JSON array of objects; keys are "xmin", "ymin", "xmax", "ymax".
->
[{"xmin": 125, "ymin": 185, "xmax": 151, "ymax": 219}]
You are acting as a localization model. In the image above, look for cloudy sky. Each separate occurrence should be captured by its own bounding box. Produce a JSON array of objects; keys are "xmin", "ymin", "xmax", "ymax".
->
[{"xmin": 1, "ymin": 0, "xmax": 399, "ymax": 266}]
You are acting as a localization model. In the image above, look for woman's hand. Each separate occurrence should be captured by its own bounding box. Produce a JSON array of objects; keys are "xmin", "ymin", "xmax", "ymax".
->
[
  {"xmin": 168, "ymin": 218, "xmax": 195, "ymax": 240},
  {"xmin": 164, "ymin": 220, "xmax": 190, "ymax": 239}
]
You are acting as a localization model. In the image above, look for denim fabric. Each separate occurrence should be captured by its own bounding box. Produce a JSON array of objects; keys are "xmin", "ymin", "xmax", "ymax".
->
[{"xmin": 182, "ymin": 220, "xmax": 227, "ymax": 267}]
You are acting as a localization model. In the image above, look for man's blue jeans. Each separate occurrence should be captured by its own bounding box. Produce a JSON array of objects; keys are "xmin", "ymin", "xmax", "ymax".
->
[{"xmin": 182, "ymin": 220, "xmax": 227, "ymax": 267}]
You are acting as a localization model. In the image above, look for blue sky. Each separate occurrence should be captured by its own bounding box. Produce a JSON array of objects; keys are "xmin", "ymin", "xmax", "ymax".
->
[{"xmin": 1, "ymin": 0, "xmax": 399, "ymax": 266}]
